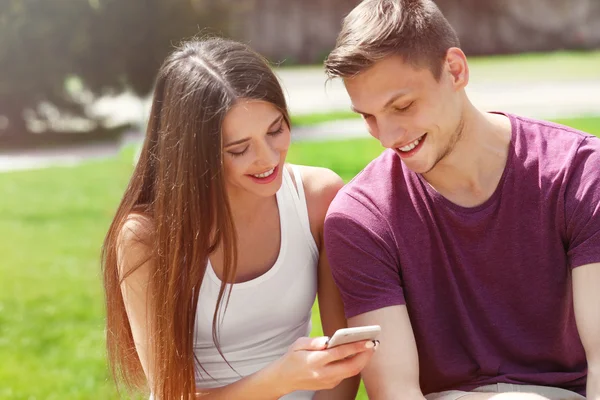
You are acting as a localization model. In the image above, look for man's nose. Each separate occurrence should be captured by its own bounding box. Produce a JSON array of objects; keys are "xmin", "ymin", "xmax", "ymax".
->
[{"xmin": 378, "ymin": 122, "xmax": 407, "ymax": 149}]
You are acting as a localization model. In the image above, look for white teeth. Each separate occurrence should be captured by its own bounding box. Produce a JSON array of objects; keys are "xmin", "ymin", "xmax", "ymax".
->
[
  {"xmin": 399, "ymin": 136, "xmax": 424, "ymax": 152},
  {"xmin": 252, "ymin": 168, "xmax": 275, "ymax": 178}
]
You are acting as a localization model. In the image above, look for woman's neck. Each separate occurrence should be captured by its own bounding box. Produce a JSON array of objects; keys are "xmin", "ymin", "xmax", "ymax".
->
[{"xmin": 227, "ymin": 190, "xmax": 277, "ymax": 224}]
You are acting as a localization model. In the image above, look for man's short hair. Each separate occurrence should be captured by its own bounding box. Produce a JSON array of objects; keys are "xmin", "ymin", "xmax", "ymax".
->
[{"xmin": 325, "ymin": 0, "xmax": 460, "ymax": 80}]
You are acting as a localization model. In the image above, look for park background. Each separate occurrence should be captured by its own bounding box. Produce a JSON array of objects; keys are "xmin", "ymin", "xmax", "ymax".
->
[{"xmin": 1, "ymin": 0, "xmax": 599, "ymax": 399}]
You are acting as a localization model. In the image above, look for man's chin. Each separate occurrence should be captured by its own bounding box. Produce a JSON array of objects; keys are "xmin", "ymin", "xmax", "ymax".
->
[{"xmin": 396, "ymin": 154, "xmax": 436, "ymax": 175}]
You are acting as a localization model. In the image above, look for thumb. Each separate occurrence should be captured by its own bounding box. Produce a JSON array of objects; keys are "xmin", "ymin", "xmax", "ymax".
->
[{"xmin": 291, "ymin": 336, "xmax": 330, "ymax": 351}]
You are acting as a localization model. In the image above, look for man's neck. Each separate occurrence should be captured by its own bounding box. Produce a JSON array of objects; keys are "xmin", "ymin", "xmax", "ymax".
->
[{"xmin": 422, "ymin": 106, "xmax": 513, "ymax": 208}]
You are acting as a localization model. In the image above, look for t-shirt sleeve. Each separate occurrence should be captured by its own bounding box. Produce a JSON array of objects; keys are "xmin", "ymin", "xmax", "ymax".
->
[
  {"xmin": 324, "ymin": 200, "xmax": 405, "ymax": 319},
  {"xmin": 565, "ymin": 137, "xmax": 600, "ymax": 268}
]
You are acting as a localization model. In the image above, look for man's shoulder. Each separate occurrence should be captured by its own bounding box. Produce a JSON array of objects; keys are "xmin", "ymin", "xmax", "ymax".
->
[
  {"xmin": 511, "ymin": 113, "xmax": 596, "ymax": 148},
  {"xmin": 508, "ymin": 113, "xmax": 600, "ymax": 172},
  {"xmin": 328, "ymin": 149, "xmax": 401, "ymax": 222}
]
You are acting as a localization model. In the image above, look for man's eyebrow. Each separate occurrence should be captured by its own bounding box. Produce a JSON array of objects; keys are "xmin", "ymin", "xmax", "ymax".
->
[
  {"xmin": 383, "ymin": 90, "xmax": 411, "ymax": 110},
  {"xmin": 350, "ymin": 90, "xmax": 411, "ymax": 115}
]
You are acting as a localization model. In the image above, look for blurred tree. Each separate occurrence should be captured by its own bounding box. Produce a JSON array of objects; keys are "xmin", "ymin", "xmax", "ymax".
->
[
  {"xmin": 0, "ymin": 0, "xmax": 90, "ymax": 138},
  {"xmin": 0, "ymin": 0, "xmax": 228, "ymax": 140}
]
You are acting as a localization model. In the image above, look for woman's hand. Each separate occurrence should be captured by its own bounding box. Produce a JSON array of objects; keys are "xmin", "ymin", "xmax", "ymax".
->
[{"xmin": 267, "ymin": 336, "xmax": 377, "ymax": 394}]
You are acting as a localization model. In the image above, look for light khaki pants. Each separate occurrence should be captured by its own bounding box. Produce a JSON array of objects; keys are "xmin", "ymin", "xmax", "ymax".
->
[{"xmin": 425, "ymin": 383, "xmax": 585, "ymax": 400}]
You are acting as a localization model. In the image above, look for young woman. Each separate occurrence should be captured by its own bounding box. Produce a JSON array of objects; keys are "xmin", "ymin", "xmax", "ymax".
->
[{"xmin": 101, "ymin": 37, "xmax": 376, "ymax": 400}]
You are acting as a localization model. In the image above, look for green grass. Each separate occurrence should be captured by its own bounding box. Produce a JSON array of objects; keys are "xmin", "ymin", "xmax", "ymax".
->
[
  {"xmin": 553, "ymin": 116, "xmax": 600, "ymax": 137},
  {"xmin": 291, "ymin": 111, "xmax": 359, "ymax": 127},
  {"xmin": 0, "ymin": 116, "xmax": 598, "ymax": 399},
  {"xmin": 0, "ymin": 160, "xmax": 132, "ymax": 399},
  {"xmin": 287, "ymin": 137, "xmax": 384, "ymax": 181},
  {"xmin": 466, "ymin": 50, "xmax": 600, "ymax": 82},
  {"xmin": 292, "ymin": 111, "xmax": 600, "ymax": 133}
]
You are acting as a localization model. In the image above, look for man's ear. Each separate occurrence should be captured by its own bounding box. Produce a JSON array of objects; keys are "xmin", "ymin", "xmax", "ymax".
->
[{"xmin": 445, "ymin": 47, "xmax": 469, "ymax": 90}]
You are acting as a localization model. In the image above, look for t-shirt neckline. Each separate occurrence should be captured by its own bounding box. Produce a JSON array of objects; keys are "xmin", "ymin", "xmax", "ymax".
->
[{"xmin": 413, "ymin": 111, "xmax": 517, "ymax": 214}]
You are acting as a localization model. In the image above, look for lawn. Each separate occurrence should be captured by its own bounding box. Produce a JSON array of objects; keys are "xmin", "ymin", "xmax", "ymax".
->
[
  {"xmin": 466, "ymin": 50, "xmax": 600, "ymax": 82},
  {"xmin": 291, "ymin": 112, "xmax": 600, "ymax": 130},
  {"xmin": 291, "ymin": 111, "xmax": 360, "ymax": 127},
  {"xmin": 0, "ymin": 116, "xmax": 598, "ymax": 399}
]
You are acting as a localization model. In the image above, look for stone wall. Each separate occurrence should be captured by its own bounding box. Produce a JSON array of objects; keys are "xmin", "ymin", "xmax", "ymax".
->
[
  {"xmin": 436, "ymin": 0, "xmax": 600, "ymax": 54},
  {"xmin": 227, "ymin": 0, "xmax": 357, "ymax": 63},
  {"xmin": 224, "ymin": 0, "xmax": 600, "ymax": 62}
]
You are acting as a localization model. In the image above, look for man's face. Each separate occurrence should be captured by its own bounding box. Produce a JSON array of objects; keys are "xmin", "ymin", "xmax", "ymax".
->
[{"xmin": 344, "ymin": 54, "xmax": 466, "ymax": 174}]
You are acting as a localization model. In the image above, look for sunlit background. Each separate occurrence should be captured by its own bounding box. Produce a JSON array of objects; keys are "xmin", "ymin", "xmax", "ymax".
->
[{"xmin": 1, "ymin": 1, "xmax": 599, "ymax": 399}]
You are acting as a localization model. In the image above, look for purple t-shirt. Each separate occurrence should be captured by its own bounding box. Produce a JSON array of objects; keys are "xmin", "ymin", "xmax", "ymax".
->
[{"xmin": 324, "ymin": 113, "xmax": 600, "ymax": 396}]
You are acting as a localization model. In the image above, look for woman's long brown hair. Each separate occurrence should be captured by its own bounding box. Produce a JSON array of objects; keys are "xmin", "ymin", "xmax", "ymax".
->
[{"xmin": 101, "ymin": 37, "xmax": 290, "ymax": 399}]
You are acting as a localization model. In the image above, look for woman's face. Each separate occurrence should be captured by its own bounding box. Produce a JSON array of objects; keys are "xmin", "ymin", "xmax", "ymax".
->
[{"xmin": 221, "ymin": 99, "xmax": 291, "ymax": 199}]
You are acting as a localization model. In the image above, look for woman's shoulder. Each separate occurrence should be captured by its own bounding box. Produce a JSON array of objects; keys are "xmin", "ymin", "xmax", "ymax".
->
[
  {"xmin": 286, "ymin": 164, "xmax": 344, "ymax": 232},
  {"xmin": 116, "ymin": 213, "xmax": 155, "ymax": 279},
  {"xmin": 118, "ymin": 213, "xmax": 154, "ymax": 245},
  {"xmin": 287, "ymin": 164, "xmax": 343, "ymax": 203}
]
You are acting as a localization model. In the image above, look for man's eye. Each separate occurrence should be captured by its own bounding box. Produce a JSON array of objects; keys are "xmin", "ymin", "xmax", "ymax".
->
[{"xmin": 395, "ymin": 102, "xmax": 414, "ymax": 113}]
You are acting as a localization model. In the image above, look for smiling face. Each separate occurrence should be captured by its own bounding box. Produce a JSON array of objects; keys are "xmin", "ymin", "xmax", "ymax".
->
[
  {"xmin": 221, "ymin": 99, "xmax": 291, "ymax": 199},
  {"xmin": 344, "ymin": 53, "xmax": 467, "ymax": 174}
]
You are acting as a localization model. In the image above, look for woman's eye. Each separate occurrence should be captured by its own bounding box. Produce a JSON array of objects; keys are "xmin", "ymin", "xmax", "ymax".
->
[
  {"xmin": 268, "ymin": 125, "xmax": 284, "ymax": 136},
  {"xmin": 228, "ymin": 147, "xmax": 248, "ymax": 157}
]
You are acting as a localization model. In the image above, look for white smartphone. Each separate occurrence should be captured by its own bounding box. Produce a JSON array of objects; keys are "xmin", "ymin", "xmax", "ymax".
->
[{"xmin": 326, "ymin": 325, "xmax": 381, "ymax": 348}]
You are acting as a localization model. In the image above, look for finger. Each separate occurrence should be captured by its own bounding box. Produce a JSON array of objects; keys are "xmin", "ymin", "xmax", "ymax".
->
[
  {"xmin": 324, "ymin": 339, "xmax": 375, "ymax": 362},
  {"xmin": 324, "ymin": 346, "xmax": 375, "ymax": 379},
  {"xmin": 291, "ymin": 336, "xmax": 330, "ymax": 351}
]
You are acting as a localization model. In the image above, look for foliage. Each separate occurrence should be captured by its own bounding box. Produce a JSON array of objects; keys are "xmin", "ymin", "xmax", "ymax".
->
[{"xmin": 0, "ymin": 0, "xmax": 229, "ymax": 138}]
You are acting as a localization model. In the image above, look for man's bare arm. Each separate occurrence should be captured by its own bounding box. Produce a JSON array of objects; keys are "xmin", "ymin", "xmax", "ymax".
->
[
  {"xmin": 573, "ymin": 262, "xmax": 600, "ymax": 400},
  {"xmin": 348, "ymin": 305, "xmax": 425, "ymax": 400}
]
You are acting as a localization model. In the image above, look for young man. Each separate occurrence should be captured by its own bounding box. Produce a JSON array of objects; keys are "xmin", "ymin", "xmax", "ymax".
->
[{"xmin": 323, "ymin": 1, "xmax": 600, "ymax": 399}]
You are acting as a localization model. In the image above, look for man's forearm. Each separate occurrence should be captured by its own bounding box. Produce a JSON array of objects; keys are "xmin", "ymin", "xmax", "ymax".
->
[
  {"xmin": 588, "ymin": 361, "xmax": 600, "ymax": 400},
  {"xmin": 366, "ymin": 385, "xmax": 425, "ymax": 400}
]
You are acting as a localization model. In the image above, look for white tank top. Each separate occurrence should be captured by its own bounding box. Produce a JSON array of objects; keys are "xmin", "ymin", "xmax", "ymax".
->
[{"xmin": 193, "ymin": 165, "xmax": 319, "ymax": 399}]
